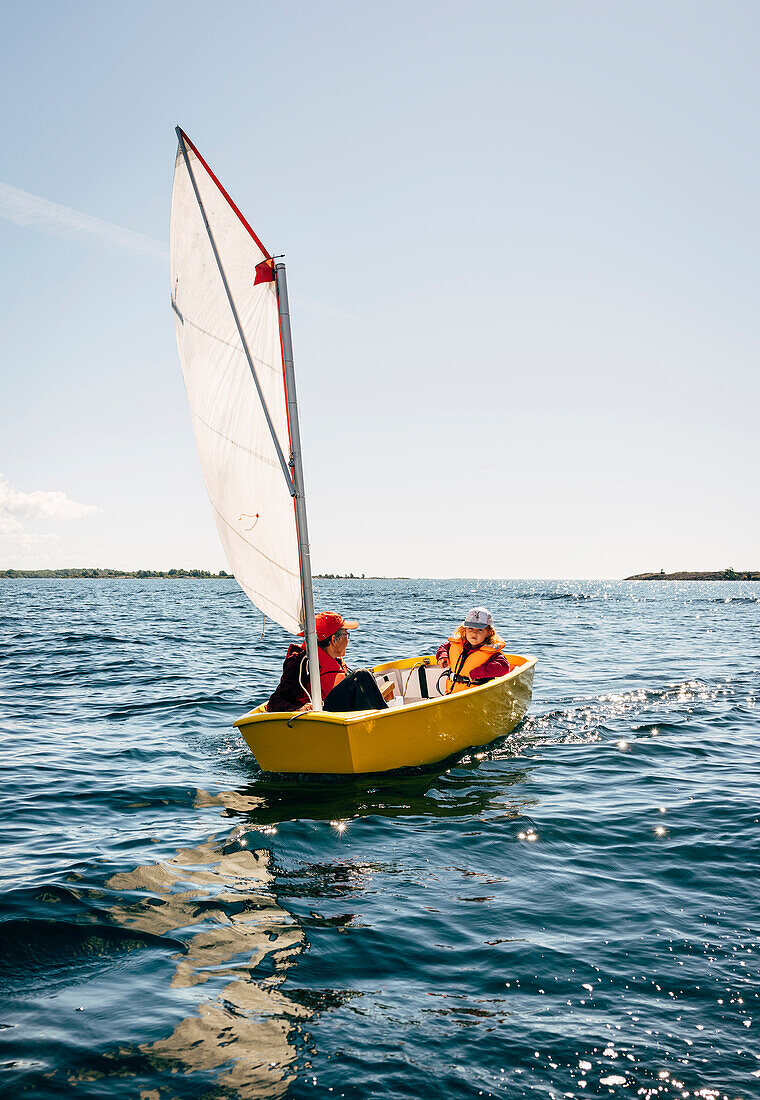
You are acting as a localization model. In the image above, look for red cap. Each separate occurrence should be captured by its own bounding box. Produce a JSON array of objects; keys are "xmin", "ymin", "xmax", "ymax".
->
[{"xmin": 300, "ymin": 612, "xmax": 359, "ymax": 641}]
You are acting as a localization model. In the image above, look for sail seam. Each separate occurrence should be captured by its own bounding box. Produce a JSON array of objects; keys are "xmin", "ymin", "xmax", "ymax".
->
[
  {"xmin": 211, "ymin": 502, "xmax": 300, "ymax": 579},
  {"xmin": 181, "ymin": 314, "xmax": 280, "ymax": 375},
  {"xmin": 194, "ymin": 414, "xmax": 281, "ymax": 471},
  {"xmin": 237, "ymin": 580, "xmax": 298, "ymax": 623}
]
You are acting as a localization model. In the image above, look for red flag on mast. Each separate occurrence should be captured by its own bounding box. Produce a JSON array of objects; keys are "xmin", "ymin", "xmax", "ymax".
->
[{"xmin": 254, "ymin": 258, "xmax": 275, "ymax": 285}]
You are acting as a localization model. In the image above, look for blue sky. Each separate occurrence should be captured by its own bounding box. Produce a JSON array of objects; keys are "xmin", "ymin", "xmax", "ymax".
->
[{"xmin": 1, "ymin": 0, "xmax": 758, "ymax": 577}]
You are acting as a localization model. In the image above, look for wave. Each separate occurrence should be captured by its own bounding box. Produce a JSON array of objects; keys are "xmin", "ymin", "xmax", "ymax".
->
[
  {"xmin": 505, "ymin": 678, "xmax": 730, "ymax": 750},
  {"xmin": 0, "ymin": 919, "xmax": 184, "ymax": 990},
  {"xmin": 103, "ymin": 690, "xmax": 236, "ymax": 719},
  {"xmin": 688, "ymin": 595, "xmax": 759, "ymax": 604}
]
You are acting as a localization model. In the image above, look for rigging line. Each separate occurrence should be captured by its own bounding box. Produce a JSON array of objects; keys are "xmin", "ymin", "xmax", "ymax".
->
[
  {"xmin": 240, "ymin": 582, "xmax": 294, "ymax": 624},
  {"xmin": 175, "ymin": 128, "xmax": 295, "ymax": 498}
]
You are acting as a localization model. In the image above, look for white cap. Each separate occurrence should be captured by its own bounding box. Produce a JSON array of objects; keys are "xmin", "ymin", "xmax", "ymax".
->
[{"xmin": 464, "ymin": 607, "xmax": 493, "ymax": 629}]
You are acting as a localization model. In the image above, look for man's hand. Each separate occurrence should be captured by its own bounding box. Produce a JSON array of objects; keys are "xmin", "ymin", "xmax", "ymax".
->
[{"xmin": 438, "ymin": 654, "xmax": 450, "ymax": 669}]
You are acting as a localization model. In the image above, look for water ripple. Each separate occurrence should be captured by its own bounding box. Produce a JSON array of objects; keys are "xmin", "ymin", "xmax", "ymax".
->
[{"xmin": 1, "ymin": 577, "xmax": 759, "ymax": 1097}]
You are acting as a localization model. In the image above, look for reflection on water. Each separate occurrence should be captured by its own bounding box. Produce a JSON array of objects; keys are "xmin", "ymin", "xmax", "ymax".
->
[
  {"xmin": 213, "ymin": 759, "xmax": 535, "ymax": 831},
  {"xmin": 73, "ymin": 766, "xmax": 536, "ymax": 1095},
  {"xmin": 86, "ymin": 793, "xmax": 309, "ymax": 1097},
  {"xmin": 143, "ymin": 975, "xmax": 306, "ymax": 1098}
]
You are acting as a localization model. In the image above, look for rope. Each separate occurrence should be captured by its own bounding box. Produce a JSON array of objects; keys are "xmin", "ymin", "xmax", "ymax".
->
[
  {"xmin": 403, "ymin": 662, "xmax": 426, "ymax": 695},
  {"xmin": 287, "ymin": 652, "xmax": 312, "ymax": 727},
  {"xmin": 298, "ymin": 650, "xmax": 311, "ymax": 702}
]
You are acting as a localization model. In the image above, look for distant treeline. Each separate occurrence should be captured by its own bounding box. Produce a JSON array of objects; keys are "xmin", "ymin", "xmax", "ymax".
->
[
  {"xmin": 0, "ymin": 568, "xmax": 232, "ymax": 579},
  {"xmin": 0, "ymin": 568, "xmax": 411, "ymax": 581},
  {"xmin": 626, "ymin": 569, "xmax": 759, "ymax": 581},
  {"xmin": 315, "ymin": 574, "xmax": 410, "ymax": 580},
  {"xmin": 315, "ymin": 573, "xmax": 366, "ymax": 579}
]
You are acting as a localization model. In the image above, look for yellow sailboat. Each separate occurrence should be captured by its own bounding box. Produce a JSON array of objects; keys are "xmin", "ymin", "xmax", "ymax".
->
[
  {"xmin": 234, "ymin": 654, "xmax": 536, "ymax": 775},
  {"xmin": 170, "ymin": 128, "xmax": 536, "ymax": 775}
]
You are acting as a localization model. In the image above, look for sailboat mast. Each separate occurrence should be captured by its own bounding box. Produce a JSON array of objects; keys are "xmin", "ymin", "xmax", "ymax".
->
[{"xmin": 275, "ymin": 263, "xmax": 323, "ymax": 713}]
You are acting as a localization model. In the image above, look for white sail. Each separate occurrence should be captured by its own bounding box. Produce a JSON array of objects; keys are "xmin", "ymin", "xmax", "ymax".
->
[{"xmin": 170, "ymin": 132, "xmax": 303, "ymax": 634}]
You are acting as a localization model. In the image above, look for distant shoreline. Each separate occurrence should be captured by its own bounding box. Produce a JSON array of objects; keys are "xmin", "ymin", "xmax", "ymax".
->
[
  {"xmin": 625, "ymin": 570, "xmax": 759, "ymax": 581},
  {"xmin": 0, "ymin": 569, "xmax": 409, "ymax": 580},
  {"xmin": 0, "ymin": 569, "xmax": 232, "ymax": 580},
  {"xmin": 2, "ymin": 569, "xmax": 757, "ymax": 582},
  {"xmin": 314, "ymin": 574, "xmax": 411, "ymax": 580}
]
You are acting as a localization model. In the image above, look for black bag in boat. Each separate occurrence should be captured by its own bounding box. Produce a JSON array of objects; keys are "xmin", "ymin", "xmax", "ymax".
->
[{"xmin": 324, "ymin": 669, "xmax": 388, "ymax": 712}]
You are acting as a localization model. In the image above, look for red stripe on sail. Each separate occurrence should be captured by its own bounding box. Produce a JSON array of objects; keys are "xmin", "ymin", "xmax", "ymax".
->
[
  {"xmin": 178, "ymin": 127, "xmax": 292, "ymax": 449},
  {"xmin": 178, "ymin": 128, "xmax": 272, "ymax": 261}
]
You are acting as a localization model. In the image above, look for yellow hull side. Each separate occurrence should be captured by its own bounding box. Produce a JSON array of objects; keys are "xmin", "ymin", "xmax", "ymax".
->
[{"xmin": 233, "ymin": 654, "xmax": 536, "ymax": 775}]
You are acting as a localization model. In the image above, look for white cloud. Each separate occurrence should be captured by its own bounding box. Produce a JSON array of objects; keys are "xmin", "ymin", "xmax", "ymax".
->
[
  {"xmin": 0, "ymin": 476, "xmax": 100, "ymax": 546},
  {"xmin": 0, "ymin": 514, "xmax": 24, "ymax": 537},
  {"xmin": 0, "ymin": 508, "xmax": 60, "ymax": 547},
  {"xmin": 0, "ymin": 181, "xmax": 166, "ymax": 261}
]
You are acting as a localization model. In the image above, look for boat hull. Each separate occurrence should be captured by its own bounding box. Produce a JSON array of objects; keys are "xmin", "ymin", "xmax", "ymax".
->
[{"xmin": 234, "ymin": 654, "xmax": 536, "ymax": 775}]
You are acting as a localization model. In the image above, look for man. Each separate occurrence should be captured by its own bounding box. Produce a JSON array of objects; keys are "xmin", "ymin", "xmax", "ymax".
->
[{"xmin": 266, "ymin": 612, "xmax": 392, "ymax": 713}]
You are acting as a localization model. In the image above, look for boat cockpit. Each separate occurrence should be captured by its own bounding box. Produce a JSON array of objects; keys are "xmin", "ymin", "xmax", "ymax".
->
[{"xmin": 372, "ymin": 654, "xmax": 530, "ymax": 709}]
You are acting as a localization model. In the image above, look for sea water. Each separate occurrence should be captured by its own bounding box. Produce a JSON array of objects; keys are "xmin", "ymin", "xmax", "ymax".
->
[{"xmin": 0, "ymin": 578, "xmax": 758, "ymax": 1098}]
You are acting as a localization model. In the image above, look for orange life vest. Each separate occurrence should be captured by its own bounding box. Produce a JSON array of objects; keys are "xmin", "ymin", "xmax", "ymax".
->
[
  {"xmin": 445, "ymin": 630, "xmax": 506, "ymax": 694},
  {"xmin": 318, "ymin": 647, "xmax": 348, "ymax": 697}
]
